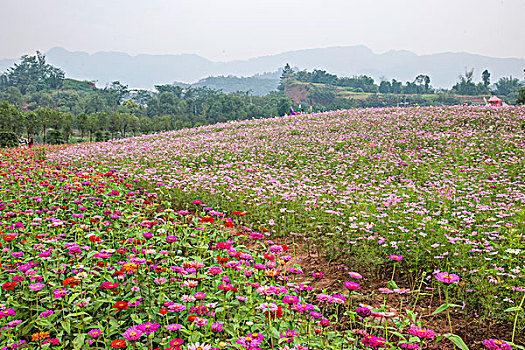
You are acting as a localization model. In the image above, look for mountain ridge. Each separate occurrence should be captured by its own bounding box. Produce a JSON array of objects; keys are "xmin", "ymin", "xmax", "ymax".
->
[{"xmin": 1, "ymin": 46, "xmax": 523, "ymax": 90}]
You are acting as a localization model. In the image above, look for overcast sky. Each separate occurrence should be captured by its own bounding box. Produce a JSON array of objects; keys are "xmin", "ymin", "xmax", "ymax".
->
[{"xmin": 1, "ymin": 0, "xmax": 523, "ymax": 61}]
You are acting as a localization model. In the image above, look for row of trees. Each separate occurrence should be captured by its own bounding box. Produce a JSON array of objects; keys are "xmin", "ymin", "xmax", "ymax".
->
[{"xmin": 279, "ymin": 64, "xmax": 524, "ymax": 100}]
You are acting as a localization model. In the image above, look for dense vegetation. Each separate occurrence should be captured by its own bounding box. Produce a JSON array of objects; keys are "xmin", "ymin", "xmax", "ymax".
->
[{"xmin": 1, "ymin": 52, "xmax": 524, "ymax": 145}]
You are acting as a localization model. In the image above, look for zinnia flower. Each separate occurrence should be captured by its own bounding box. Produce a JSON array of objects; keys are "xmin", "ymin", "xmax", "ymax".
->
[
  {"xmin": 482, "ymin": 339, "xmax": 511, "ymax": 350},
  {"xmin": 122, "ymin": 326, "xmax": 143, "ymax": 341},
  {"xmin": 186, "ymin": 342, "xmax": 211, "ymax": 350},
  {"xmin": 435, "ymin": 272, "xmax": 460, "ymax": 284}
]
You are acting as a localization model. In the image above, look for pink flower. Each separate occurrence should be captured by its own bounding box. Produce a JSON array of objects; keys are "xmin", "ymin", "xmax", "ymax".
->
[
  {"xmin": 122, "ymin": 326, "xmax": 143, "ymax": 341},
  {"xmin": 343, "ymin": 281, "xmax": 360, "ymax": 290},
  {"xmin": 482, "ymin": 339, "xmax": 511, "ymax": 350},
  {"xmin": 388, "ymin": 255, "xmax": 403, "ymax": 261},
  {"xmin": 435, "ymin": 272, "xmax": 460, "ymax": 284},
  {"xmin": 408, "ymin": 325, "xmax": 435, "ymax": 339}
]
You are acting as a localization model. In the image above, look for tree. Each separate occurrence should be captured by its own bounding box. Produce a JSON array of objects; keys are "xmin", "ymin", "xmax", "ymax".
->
[
  {"xmin": 276, "ymin": 96, "xmax": 292, "ymax": 116},
  {"xmin": 379, "ymin": 81, "xmax": 392, "ymax": 94},
  {"xmin": 0, "ymin": 102, "xmax": 21, "ymax": 133},
  {"xmin": 139, "ymin": 116, "xmax": 152, "ymax": 134},
  {"xmin": 76, "ymin": 113, "xmax": 89, "ymax": 140},
  {"xmin": 0, "ymin": 51, "xmax": 65, "ymax": 93},
  {"xmin": 0, "ymin": 87, "xmax": 23, "ymax": 108},
  {"xmin": 482, "ymin": 69, "xmax": 491, "ymax": 86},
  {"xmin": 129, "ymin": 116, "xmax": 140, "ymax": 136},
  {"xmin": 278, "ymin": 64, "xmax": 295, "ymax": 91},
  {"xmin": 494, "ymin": 76, "xmax": 521, "ymax": 96},
  {"xmin": 452, "ymin": 69, "xmax": 480, "ymax": 95},
  {"xmin": 414, "ymin": 75, "xmax": 431, "ymax": 94},
  {"xmin": 517, "ymin": 87, "xmax": 525, "ymax": 105}
]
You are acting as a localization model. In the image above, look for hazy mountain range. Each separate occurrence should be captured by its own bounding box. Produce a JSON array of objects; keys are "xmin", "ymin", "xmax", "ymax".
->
[{"xmin": 1, "ymin": 46, "xmax": 524, "ymax": 90}]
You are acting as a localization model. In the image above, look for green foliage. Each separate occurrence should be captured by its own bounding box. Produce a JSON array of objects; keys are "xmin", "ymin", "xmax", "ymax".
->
[
  {"xmin": 494, "ymin": 76, "xmax": 523, "ymax": 103},
  {"xmin": 451, "ymin": 69, "xmax": 489, "ymax": 96},
  {"xmin": 47, "ymin": 129, "xmax": 63, "ymax": 144},
  {"xmin": 0, "ymin": 131, "xmax": 18, "ymax": 148},
  {"xmin": 517, "ymin": 87, "xmax": 525, "ymax": 105},
  {"xmin": 482, "ymin": 69, "xmax": 490, "ymax": 86},
  {"xmin": 0, "ymin": 51, "xmax": 64, "ymax": 93}
]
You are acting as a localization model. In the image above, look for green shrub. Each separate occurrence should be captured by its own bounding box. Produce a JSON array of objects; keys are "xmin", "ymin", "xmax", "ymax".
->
[
  {"xmin": 47, "ymin": 129, "xmax": 64, "ymax": 145},
  {"xmin": 0, "ymin": 131, "xmax": 18, "ymax": 148}
]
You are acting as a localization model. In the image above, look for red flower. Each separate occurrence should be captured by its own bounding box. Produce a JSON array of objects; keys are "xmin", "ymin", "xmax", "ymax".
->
[
  {"xmin": 224, "ymin": 221, "xmax": 233, "ymax": 228},
  {"xmin": 159, "ymin": 308, "xmax": 169, "ymax": 315},
  {"xmin": 200, "ymin": 217, "xmax": 214, "ymax": 224},
  {"xmin": 2, "ymin": 235, "xmax": 15, "ymax": 242},
  {"xmin": 279, "ymin": 244, "xmax": 289, "ymax": 251},
  {"xmin": 265, "ymin": 305, "xmax": 283, "ymax": 320},
  {"xmin": 89, "ymin": 235, "xmax": 101, "ymax": 243},
  {"xmin": 110, "ymin": 339, "xmax": 127, "ymax": 348},
  {"xmin": 112, "ymin": 301, "xmax": 128, "ymax": 311},
  {"xmin": 187, "ymin": 314, "xmax": 197, "ymax": 322},
  {"xmin": 264, "ymin": 253, "xmax": 275, "ymax": 261},
  {"xmin": 217, "ymin": 256, "xmax": 229, "ymax": 264},
  {"xmin": 62, "ymin": 277, "xmax": 78, "ymax": 288},
  {"xmin": 1, "ymin": 282, "xmax": 16, "ymax": 290}
]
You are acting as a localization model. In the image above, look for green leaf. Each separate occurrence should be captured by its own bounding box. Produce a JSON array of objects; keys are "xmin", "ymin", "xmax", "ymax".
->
[
  {"xmin": 131, "ymin": 313, "xmax": 143, "ymax": 324},
  {"xmin": 65, "ymin": 311, "xmax": 89, "ymax": 318},
  {"xmin": 506, "ymin": 342, "xmax": 525, "ymax": 350},
  {"xmin": 72, "ymin": 334, "xmax": 85, "ymax": 349},
  {"xmin": 387, "ymin": 331, "xmax": 407, "ymax": 341},
  {"xmin": 60, "ymin": 319, "xmax": 71, "ymax": 335},
  {"xmin": 432, "ymin": 303, "xmax": 450, "ymax": 314},
  {"xmin": 387, "ymin": 280, "xmax": 399, "ymax": 290},
  {"xmin": 503, "ymin": 306, "xmax": 523, "ymax": 312},
  {"xmin": 440, "ymin": 333, "xmax": 469, "ymax": 350},
  {"xmin": 270, "ymin": 326, "xmax": 280, "ymax": 339}
]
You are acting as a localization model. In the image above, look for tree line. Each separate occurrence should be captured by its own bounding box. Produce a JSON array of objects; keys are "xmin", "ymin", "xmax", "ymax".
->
[
  {"xmin": 279, "ymin": 64, "xmax": 525, "ymax": 101},
  {"xmin": 0, "ymin": 53, "xmax": 296, "ymax": 145},
  {"xmin": 1, "ymin": 53, "xmax": 524, "ymax": 147}
]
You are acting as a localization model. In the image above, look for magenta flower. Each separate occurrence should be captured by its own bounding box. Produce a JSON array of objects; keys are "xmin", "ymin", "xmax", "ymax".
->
[
  {"xmin": 166, "ymin": 323, "xmax": 182, "ymax": 331},
  {"xmin": 122, "ymin": 326, "xmax": 143, "ymax": 341},
  {"xmin": 282, "ymin": 295, "xmax": 299, "ymax": 304},
  {"xmin": 343, "ymin": 281, "xmax": 360, "ymax": 290},
  {"xmin": 482, "ymin": 339, "xmax": 511, "ymax": 350},
  {"xmin": 408, "ymin": 325, "xmax": 435, "ymax": 339},
  {"xmin": 28, "ymin": 283, "xmax": 45, "ymax": 292},
  {"xmin": 138, "ymin": 322, "xmax": 159, "ymax": 334},
  {"xmin": 389, "ymin": 255, "xmax": 403, "ymax": 261},
  {"xmin": 280, "ymin": 329, "xmax": 299, "ymax": 343},
  {"xmin": 88, "ymin": 329, "xmax": 102, "ymax": 338},
  {"xmin": 237, "ymin": 332, "xmax": 264, "ymax": 350},
  {"xmin": 210, "ymin": 322, "xmax": 224, "ymax": 332},
  {"xmin": 435, "ymin": 272, "xmax": 460, "ymax": 284}
]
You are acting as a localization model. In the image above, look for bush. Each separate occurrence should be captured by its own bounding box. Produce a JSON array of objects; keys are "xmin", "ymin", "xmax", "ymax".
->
[
  {"xmin": 0, "ymin": 131, "xmax": 18, "ymax": 148},
  {"xmin": 47, "ymin": 129, "xmax": 64, "ymax": 145},
  {"xmin": 94, "ymin": 130, "xmax": 110, "ymax": 142}
]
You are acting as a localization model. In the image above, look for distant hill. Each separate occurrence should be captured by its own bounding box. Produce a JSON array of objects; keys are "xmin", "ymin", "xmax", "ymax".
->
[
  {"xmin": 1, "ymin": 46, "xmax": 524, "ymax": 90},
  {"xmin": 190, "ymin": 72, "xmax": 280, "ymax": 95}
]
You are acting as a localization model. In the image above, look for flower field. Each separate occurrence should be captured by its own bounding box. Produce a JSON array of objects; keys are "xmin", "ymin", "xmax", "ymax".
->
[{"xmin": 1, "ymin": 106, "xmax": 525, "ymax": 349}]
